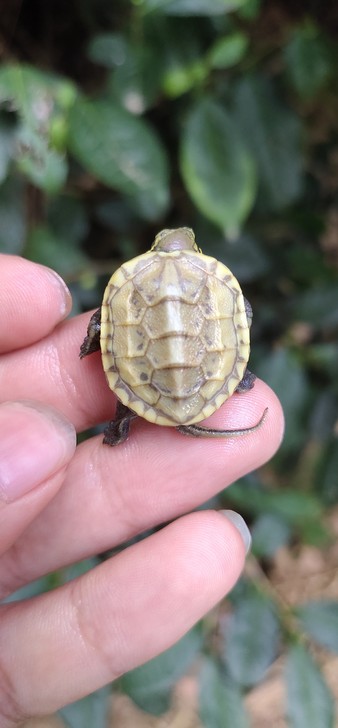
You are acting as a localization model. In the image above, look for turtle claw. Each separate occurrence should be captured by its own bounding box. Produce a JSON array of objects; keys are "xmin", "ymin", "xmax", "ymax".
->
[
  {"xmin": 103, "ymin": 418, "xmax": 131, "ymax": 446},
  {"xmin": 103, "ymin": 401, "xmax": 137, "ymax": 446},
  {"xmin": 235, "ymin": 368, "xmax": 256, "ymax": 393}
]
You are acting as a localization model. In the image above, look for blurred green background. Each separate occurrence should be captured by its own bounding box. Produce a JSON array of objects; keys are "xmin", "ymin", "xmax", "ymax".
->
[{"xmin": 1, "ymin": 1, "xmax": 338, "ymax": 726}]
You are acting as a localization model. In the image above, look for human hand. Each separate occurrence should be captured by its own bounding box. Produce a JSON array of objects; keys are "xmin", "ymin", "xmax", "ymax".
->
[{"xmin": 0, "ymin": 254, "xmax": 284, "ymax": 725}]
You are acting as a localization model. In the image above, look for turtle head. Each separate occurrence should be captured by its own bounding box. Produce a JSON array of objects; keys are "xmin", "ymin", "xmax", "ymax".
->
[{"xmin": 151, "ymin": 227, "xmax": 201, "ymax": 253}]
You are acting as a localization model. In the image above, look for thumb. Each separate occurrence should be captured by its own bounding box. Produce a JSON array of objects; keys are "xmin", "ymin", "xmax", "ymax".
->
[{"xmin": 0, "ymin": 401, "xmax": 76, "ymax": 554}]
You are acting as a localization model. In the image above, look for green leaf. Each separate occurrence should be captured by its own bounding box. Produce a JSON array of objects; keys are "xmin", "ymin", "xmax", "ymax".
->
[
  {"xmin": 0, "ymin": 63, "xmax": 76, "ymax": 131},
  {"xmin": 0, "ymin": 64, "xmax": 71, "ymax": 192},
  {"xmin": 25, "ymin": 225, "xmax": 87, "ymax": 276},
  {"xmin": 251, "ymin": 513, "xmax": 291, "ymax": 557},
  {"xmin": 222, "ymin": 589, "xmax": 280, "ymax": 686},
  {"xmin": 286, "ymin": 643, "xmax": 335, "ymax": 728},
  {"xmin": 0, "ymin": 63, "xmax": 55, "ymax": 120},
  {"xmin": 291, "ymin": 286, "xmax": 338, "ymax": 330},
  {"xmin": 254, "ymin": 348, "xmax": 309, "ymax": 452},
  {"xmin": 162, "ymin": 59, "xmax": 208, "ymax": 97},
  {"xmin": 138, "ymin": 0, "xmax": 249, "ymax": 15},
  {"xmin": 307, "ymin": 346, "xmax": 338, "ymax": 381},
  {"xmin": 237, "ymin": 0, "xmax": 261, "ymax": 19},
  {"xmin": 199, "ymin": 658, "xmax": 249, "ymax": 728},
  {"xmin": 48, "ymin": 195, "xmax": 88, "ymax": 244},
  {"xmin": 159, "ymin": 19, "xmax": 209, "ymax": 97},
  {"xmin": 208, "ymin": 33, "xmax": 249, "ymax": 69},
  {"xmin": 91, "ymin": 33, "xmax": 163, "ymax": 111},
  {"xmin": 0, "ymin": 115, "xmax": 16, "ymax": 183},
  {"xmin": 59, "ymin": 686, "xmax": 110, "ymax": 728},
  {"xmin": 232, "ymin": 75, "xmax": 303, "ymax": 210},
  {"xmin": 0, "ymin": 176, "xmax": 25, "ymax": 254},
  {"xmin": 295, "ymin": 601, "xmax": 338, "ymax": 654},
  {"xmin": 201, "ymin": 230, "xmax": 270, "ymax": 282},
  {"xmin": 87, "ymin": 33, "xmax": 127, "ymax": 69},
  {"xmin": 227, "ymin": 480, "xmax": 323, "ymax": 526},
  {"xmin": 284, "ymin": 22, "xmax": 333, "ymax": 100},
  {"xmin": 3, "ymin": 574, "xmax": 54, "ymax": 602},
  {"xmin": 120, "ymin": 626, "xmax": 203, "ymax": 715},
  {"xmin": 180, "ymin": 98, "xmax": 256, "ymax": 236},
  {"xmin": 316, "ymin": 439, "xmax": 338, "ymax": 505},
  {"xmin": 16, "ymin": 126, "xmax": 68, "ymax": 193},
  {"xmin": 107, "ymin": 44, "xmax": 163, "ymax": 113},
  {"xmin": 299, "ymin": 518, "xmax": 331, "ymax": 548},
  {"xmin": 68, "ymin": 96, "xmax": 169, "ymax": 220}
]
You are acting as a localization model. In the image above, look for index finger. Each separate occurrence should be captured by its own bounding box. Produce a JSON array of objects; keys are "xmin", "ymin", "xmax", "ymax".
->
[{"xmin": 0, "ymin": 254, "xmax": 72, "ymax": 353}]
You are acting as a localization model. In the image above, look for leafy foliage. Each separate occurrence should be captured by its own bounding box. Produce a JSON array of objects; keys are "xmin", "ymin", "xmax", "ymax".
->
[
  {"xmin": 120, "ymin": 625, "xmax": 203, "ymax": 714},
  {"xmin": 1, "ymin": 0, "xmax": 338, "ymax": 725},
  {"xmin": 222, "ymin": 585, "xmax": 280, "ymax": 687},
  {"xmin": 286, "ymin": 643, "xmax": 335, "ymax": 728},
  {"xmin": 199, "ymin": 658, "xmax": 250, "ymax": 728}
]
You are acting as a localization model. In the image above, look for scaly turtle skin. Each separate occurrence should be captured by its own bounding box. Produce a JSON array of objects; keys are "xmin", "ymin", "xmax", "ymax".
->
[{"xmin": 80, "ymin": 227, "xmax": 266, "ymax": 445}]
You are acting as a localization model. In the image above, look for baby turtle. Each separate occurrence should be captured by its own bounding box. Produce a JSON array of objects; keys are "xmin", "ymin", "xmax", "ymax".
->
[{"xmin": 80, "ymin": 227, "xmax": 266, "ymax": 446}]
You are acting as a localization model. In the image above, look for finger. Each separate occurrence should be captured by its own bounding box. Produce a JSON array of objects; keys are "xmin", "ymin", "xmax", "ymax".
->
[
  {"xmin": 0, "ymin": 380, "xmax": 283, "ymax": 594},
  {"xmin": 0, "ymin": 313, "xmax": 115, "ymax": 430},
  {"xmin": 0, "ymin": 510, "xmax": 249, "ymax": 723},
  {"xmin": 0, "ymin": 255, "xmax": 72, "ymax": 353},
  {"xmin": 0, "ymin": 401, "xmax": 76, "ymax": 555}
]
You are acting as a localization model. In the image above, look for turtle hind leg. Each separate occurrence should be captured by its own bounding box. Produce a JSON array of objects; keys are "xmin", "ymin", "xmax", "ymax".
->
[
  {"xmin": 103, "ymin": 401, "xmax": 137, "ymax": 446},
  {"xmin": 235, "ymin": 367, "xmax": 256, "ymax": 393},
  {"xmin": 80, "ymin": 308, "xmax": 101, "ymax": 358},
  {"xmin": 176, "ymin": 407, "xmax": 268, "ymax": 439}
]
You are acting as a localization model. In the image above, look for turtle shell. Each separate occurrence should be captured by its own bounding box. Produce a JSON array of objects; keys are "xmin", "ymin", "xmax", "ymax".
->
[{"xmin": 100, "ymin": 246, "xmax": 250, "ymax": 427}]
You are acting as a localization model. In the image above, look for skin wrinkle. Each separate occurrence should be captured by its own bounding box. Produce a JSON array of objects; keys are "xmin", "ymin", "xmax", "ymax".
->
[
  {"xmin": 82, "ymin": 442, "xmax": 134, "ymax": 536},
  {"xmin": 71, "ymin": 551, "xmax": 161, "ymax": 682},
  {"xmin": 89, "ymin": 436, "xmax": 149, "ymax": 541},
  {"xmin": 68, "ymin": 581, "xmax": 92, "ymax": 655},
  {"xmin": 44, "ymin": 340, "xmax": 79, "ymax": 414},
  {"xmin": 0, "ymin": 629, "xmax": 28, "ymax": 728},
  {"xmin": 69, "ymin": 577, "xmax": 124, "ymax": 684},
  {"xmin": 0, "ymin": 540, "xmax": 27, "ymax": 599}
]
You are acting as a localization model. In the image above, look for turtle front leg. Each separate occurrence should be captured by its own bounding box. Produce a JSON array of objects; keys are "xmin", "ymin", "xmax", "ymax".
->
[
  {"xmin": 244, "ymin": 297, "xmax": 253, "ymax": 328},
  {"xmin": 235, "ymin": 296, "xmax": 255, "ymax": 393},
  {"xmin": 80, "ymin": 308, "xmax": 101, "ymax": 358},
  {"xmin": 103, "ymin": 401, "xmax": 137, "ymax": 446}
]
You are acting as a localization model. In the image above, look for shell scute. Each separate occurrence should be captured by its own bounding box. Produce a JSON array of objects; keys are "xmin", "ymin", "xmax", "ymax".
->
[
  {"xmin": 152, "ymin": 366, "xmax": 203, "ymax": 398},
  {"xmin": 143, "ymin": 300, "xmax": 204, "ymax": 338},
  {"xmin": 147, "ymin": 335, "xmax": 205, "ymax": 371},
  {"xmin": 112, "ymin": 324, "xmax": 149, "ymax": 357}
]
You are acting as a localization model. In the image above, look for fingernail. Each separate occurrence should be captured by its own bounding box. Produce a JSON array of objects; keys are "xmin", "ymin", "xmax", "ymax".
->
[
  {"xmin": 0, "ymin": 401, "xmax": 76, "ymax": 503},
  {"xmin": 46, "ymin": 268, "xmax": 72, "ymax": 318},
  {"xmin": 221, "ymin": 510, "xmax": 252, "ymax": 554}
]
